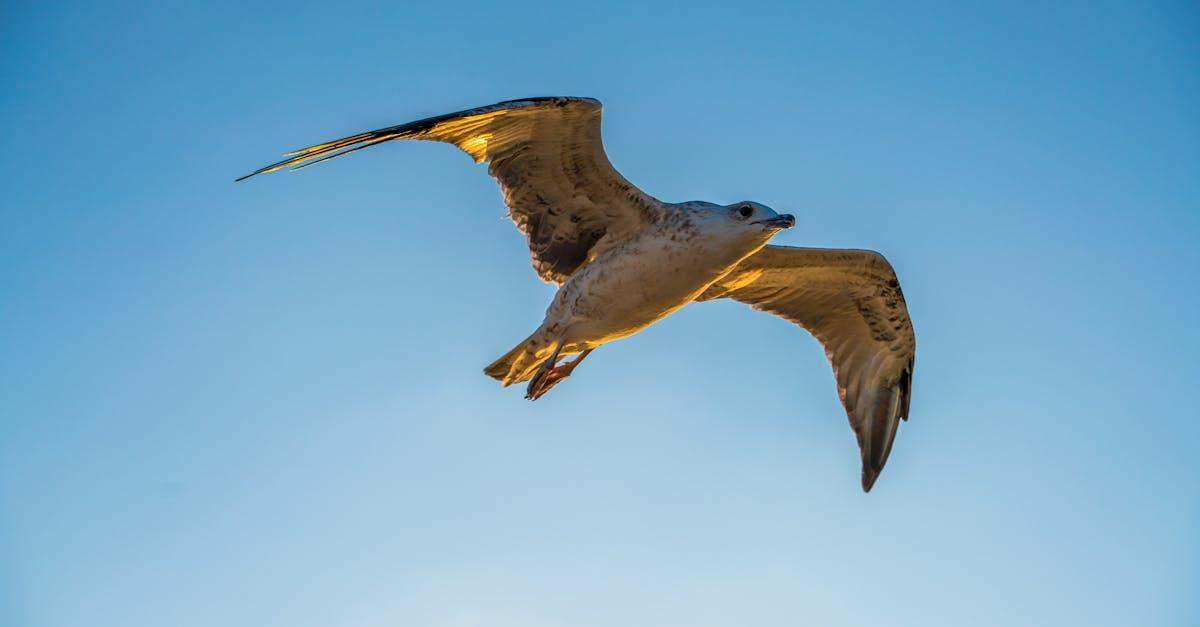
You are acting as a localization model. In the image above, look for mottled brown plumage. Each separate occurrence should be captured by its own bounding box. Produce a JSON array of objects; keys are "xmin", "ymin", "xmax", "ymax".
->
[
  {"xmin": 238, "ymin": 97, "xmax": 918, "ymax": 492},
  {"xmin": 699, "ymin": 247, "xmax": 916, "ymax": 491}
]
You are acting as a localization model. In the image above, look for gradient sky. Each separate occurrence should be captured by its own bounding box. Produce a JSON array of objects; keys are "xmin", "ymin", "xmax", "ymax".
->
[{"xmin": 2, "ymin": 1, "xmax": 1198, "ymax": 626}]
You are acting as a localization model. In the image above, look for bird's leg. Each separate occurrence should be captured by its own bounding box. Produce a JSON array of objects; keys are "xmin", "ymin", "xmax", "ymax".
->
[
  {"xmin": 525, "ymin": 341, "xmax": 564, "ymax": 400},
  {"xmin": 526, "ymin": 348, "xmax": 593, "ymax": 401}
]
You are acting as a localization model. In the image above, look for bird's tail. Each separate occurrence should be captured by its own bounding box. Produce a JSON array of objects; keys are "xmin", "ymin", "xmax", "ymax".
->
[{"xmin": 484, "ymin": 336, "xmax": 544, "ymax": 386}]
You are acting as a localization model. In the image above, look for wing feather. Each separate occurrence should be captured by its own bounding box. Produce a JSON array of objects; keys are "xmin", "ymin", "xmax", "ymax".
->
[
  {"xmin": 238, "ymin": 97, "xmax": 659, "ymax": 284},
  {"xmin": 698, "ymin": 246, "xmax": 916, "ymax": 491}
]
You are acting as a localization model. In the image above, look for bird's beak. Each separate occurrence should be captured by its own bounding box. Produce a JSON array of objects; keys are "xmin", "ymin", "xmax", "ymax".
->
[{"xmin": 754, "ymin": 214, "xmax": 796, "ymax": 230}]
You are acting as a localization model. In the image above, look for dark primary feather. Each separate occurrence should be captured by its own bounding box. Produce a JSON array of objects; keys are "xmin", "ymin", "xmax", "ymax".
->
[
  {"xmin": 237, "ymin": 97, "xmax": 658, "ymax": 284},
  {"xmin": 236, "ymin": 97, "xmax": 589, "ymax": 181},
  {"xmin": 699, "ymin": 246, "xmax": 917, "ymax": 492}
]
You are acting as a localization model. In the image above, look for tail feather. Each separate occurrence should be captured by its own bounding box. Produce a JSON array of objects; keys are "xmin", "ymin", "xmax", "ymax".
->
[
  {"xmin": 485, "ymin": 334, "xmax": 577, "ymax": 386},
  {"xmin": 485, "ymin": 338, "xmax": 542, "ymax": 386}
]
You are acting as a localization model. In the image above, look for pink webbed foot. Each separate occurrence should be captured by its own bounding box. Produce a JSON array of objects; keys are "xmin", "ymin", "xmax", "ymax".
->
[{"xmin": 524, "ymin": 349, "xmax": 594, "ymax": 401}]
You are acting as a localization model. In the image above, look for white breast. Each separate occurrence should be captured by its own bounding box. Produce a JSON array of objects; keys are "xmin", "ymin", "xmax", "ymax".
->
[{"xmin": 545, "ymin": 224, "xmax": 764, "ymax": 347}]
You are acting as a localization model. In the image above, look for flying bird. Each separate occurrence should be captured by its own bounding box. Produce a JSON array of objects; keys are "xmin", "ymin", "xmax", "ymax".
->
[{"xmin": 239, "ymin": 97, "xmax": 916, "ymax": 492}]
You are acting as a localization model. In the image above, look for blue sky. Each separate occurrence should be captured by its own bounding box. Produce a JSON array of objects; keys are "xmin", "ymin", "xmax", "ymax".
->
[{"xmin": 2, "ymin": 1, "xmax": 1197, "ymax": 625}]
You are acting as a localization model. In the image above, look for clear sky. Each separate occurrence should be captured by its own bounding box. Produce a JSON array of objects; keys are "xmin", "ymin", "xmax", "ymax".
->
[{"xmin": 2, "ymin": 1, "xmax": 1197, "ymax": 625}]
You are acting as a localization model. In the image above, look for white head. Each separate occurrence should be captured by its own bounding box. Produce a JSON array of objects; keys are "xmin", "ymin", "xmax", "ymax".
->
[{"xmin": 683, "ymin": 200, "xmax": 796, "ymax": 249}]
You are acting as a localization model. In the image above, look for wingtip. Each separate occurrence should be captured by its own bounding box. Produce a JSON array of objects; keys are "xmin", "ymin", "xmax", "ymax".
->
[
  {"xmin": 234, "ymin": 170, "xmax": 269, "ymax": 182},
  {"xmin": 234, "ymin": 165, "xmax": 272, "ymax": 182},
  {"xmin": 861, "ymin": 467, "xmax": 880, "ymax": 492}
]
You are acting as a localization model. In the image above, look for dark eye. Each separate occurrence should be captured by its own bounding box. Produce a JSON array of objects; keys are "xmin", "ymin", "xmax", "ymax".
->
[{"xmin": 738, "ymin": 205, "xmax": 754, "ymax": 219}]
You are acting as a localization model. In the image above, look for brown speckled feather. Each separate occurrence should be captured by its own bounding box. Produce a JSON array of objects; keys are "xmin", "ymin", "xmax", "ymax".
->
[
  {"xmin": 699, "ymin": 246, "xmax": 917, "ymax": 492},
  {"xmin": 238, "ymin": 97, "xmax": 659, "ymax": 284}
]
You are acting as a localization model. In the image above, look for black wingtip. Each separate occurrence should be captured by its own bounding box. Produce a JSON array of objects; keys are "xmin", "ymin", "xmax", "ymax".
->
[
  {"xmin": 232, "ymin": 97, "xmax": 603, "ymax": 185},
  {"xmin": 234, "ymin": 160, "xmax": 287, "ymax": 182},
  {"xmin": 898, "ymin": 360, "xmax": 914, "ymax": 422},
  {"xmin": 861, "ymin": 466, "xmax": 880, "ymax": 492}
]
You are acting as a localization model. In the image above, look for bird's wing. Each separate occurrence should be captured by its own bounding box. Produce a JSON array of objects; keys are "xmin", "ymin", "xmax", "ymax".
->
[
  {"xmin": 238, "ymin": 97, "xmax": 659, "ymax": 284},
  {"xmin": 697, "ymin": 245, "xmax": 916, "ymax": 492}
]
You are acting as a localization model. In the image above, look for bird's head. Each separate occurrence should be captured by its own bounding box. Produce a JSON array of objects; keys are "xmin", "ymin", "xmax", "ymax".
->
[
  {"xmin": 727, "ymin": 201, "xmax": 795, "ymax": 232},
  {"xmin": 691, "ymin": 201, "xmax": 795, "ymax": 244}
]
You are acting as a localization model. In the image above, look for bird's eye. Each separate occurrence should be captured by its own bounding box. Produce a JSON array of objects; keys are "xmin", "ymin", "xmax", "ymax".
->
[{"xmin": 738, "ymin": 205, "xmax": 754, "ymax": 219}]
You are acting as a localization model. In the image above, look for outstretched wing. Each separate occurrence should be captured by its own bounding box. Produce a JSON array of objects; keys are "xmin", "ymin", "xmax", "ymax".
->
[
  {"xmin": 238, "ymin": 97, "xmax": 659, "ymax": 284},
  {"xmin": 698, "ymin": 246, "xmax": 917, "ymax": 492}
]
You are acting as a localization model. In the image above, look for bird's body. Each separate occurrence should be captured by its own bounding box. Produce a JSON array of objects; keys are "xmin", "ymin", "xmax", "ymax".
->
[
  {"xmin": 240, "ymin": 96, "xmax": 917, "ymax": 492},
  {"xmin": 489, "ymin": 201, "xmax": 778, "ymax": 384}
]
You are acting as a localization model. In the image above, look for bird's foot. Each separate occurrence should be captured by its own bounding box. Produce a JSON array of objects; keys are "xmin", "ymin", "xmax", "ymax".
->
[
  {"xmin": 525, "ymin": 348, "xmax": 592, "ymax": 401},
  {"xmin": 525, "ymin": 365, "xmax": 572, "ymax": 400}
]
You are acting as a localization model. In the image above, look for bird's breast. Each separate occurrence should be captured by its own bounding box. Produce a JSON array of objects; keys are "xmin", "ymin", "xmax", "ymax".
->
[{"xmin": 548, "ymin": 229, "xmax": 756, "ymax": 344}]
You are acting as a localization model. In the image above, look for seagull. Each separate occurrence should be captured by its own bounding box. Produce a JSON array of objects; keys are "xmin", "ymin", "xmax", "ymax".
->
[{"xmin": 238, "ymin": 96, "xmax": 916, "ymax": 492}]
